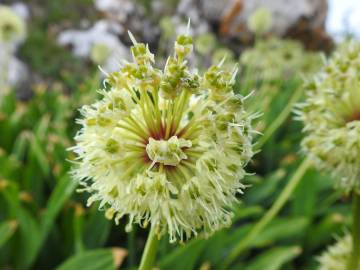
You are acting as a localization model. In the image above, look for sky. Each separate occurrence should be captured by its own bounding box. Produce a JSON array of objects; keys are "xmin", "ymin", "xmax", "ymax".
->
[{"xmin": 327, "ymin": 0, "xmax": 360, "ymax": 38}]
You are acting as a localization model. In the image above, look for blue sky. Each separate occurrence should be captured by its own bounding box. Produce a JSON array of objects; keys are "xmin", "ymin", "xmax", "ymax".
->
[{"xmin": 327, "ymin": 0, "xmax": 360, "ymax": 38}]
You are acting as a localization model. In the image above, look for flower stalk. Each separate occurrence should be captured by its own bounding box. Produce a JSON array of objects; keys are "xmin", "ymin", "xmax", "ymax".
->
[
  {"xmin": 223, "ymin": 157, "xmax": 311, "ymax": 268},
  {"xmin": 139, "ymin": 225, "xmax": 160, "ymax": 270},
  {"xmin": 349, "ymin": 191, "xmax": 360, "ymax": 270}
]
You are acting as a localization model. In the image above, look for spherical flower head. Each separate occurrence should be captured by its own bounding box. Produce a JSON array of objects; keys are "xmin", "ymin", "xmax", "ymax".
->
[
  {"xmin": 0, "ymin": 5, "xmax": 26, "ymax": 44},
  {"xmin": 318, "ymin": 234, "xmax": 352, "ymax": 270},
  {"xmin": 247, "ymin": 8, "xmax": 272, "ymax": 36},
  {"xmin": 70, "ymin": 31, "xmax": 255, "ymax": 242},
  {"xmin": 240, "ymin": 38, "xmax": 321, "ymax": 82},
  {"xmin": 297, "ymin": 41, "xmax": 360, "ymax": 192}
]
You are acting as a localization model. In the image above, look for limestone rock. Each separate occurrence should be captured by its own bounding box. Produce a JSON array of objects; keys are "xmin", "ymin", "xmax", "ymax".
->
[{"xmin": 188, "ymin": 0, "xmax": 333, "ymax": 51}]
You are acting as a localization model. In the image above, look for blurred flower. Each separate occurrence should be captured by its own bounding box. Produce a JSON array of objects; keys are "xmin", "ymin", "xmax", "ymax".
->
[
  {"xmin": 57, "ymin": 20, "xmax": 129, "ymax": 73},
  {"xmin": 71, "ymin": 32, "xmax": 255, "ymax": 242},
  {"xmin": 0, "ymin": 5, "xmax": 26, "ymax": 44},
  {"xmin": 318, "ymin": 234, "xmax": 352, "ymax": 270},
  {"xmin": 0, "ymin": 47, "xmax": 28, "ymax": 87},
  {"xmin": 297, "ymin": 41, "xmax": 360, "ymax": 192},
  {"xmin": 94, "ymin": 0, "xmax": 135, "ymax": 23},
  {"xmin": 195, "ymin": 33, "xmax": 216, "ymax": 55},
  {"xmin": 247, "ymin": 8, "xmax": 272, "ymax": 36},
  {"xmin": 240, "ymin": 38, "xmax": 321, "ymax": 82}
]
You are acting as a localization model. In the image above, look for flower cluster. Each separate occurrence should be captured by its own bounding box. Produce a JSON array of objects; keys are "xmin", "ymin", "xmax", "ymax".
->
[
  {"xmin": 297, "ymin": 41, "xmax": 360, "ymax": 191},
  {"xmin": 240, "ymin": 38, "xmax": 321, "ymax": 83},
  {"xmin": 0, "ymin": 5, "xmax": 25, "ymax": 44},
  {"xmin": 318, "ymin": 234, "xmax": 352, "ymax": 270},
  {"xmin": 71, "ymin": 32, "xmax": 255, "ymax": 242}
]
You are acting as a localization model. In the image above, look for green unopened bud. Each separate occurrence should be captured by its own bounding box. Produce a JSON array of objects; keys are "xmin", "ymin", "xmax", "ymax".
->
[{"xmin": 175, "ymin": 34, "xmax": 193, "ymax": 59}]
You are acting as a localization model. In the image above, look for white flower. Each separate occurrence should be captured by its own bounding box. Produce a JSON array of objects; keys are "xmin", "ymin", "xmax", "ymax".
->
[
  {"xmin": 297, "ymin": 41, "xmax": 360, "ymax": 192},
  {"xmin": 71, "ymin": 32, "xmax": 255, "ymax": 242},
  {"xmin": 0, "ymin": 5, "xmax": 26, "ymax": 44},
  {"xmin": 318, "ymin": 234, "xmax": 352, "ymax": 270}
]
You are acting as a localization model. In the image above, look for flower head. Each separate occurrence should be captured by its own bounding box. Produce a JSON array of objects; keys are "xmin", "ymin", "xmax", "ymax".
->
[
  {"xmin": 318, "ymin": 234, "xmax": 352, "ymax": 270},
  {"xmin": 71, "ymin": 31, "xmax": 255, "ymax": 242},
  {"xmin": 0, "ymin": 5, "xmax": 25, "ymax": 44},
  {"xmin": 240, "ymin": 38, "xmax": 321, "ymax": 82},
  {"xmin": 247, "ymin": 8, "xmax": 272, "ymax": 36},
  {"xmin": 297, "ymin": 41, "xmax": 360, "ymax": 192}
]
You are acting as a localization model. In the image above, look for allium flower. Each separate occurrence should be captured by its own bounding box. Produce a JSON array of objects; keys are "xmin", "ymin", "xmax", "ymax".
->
[
  {"xmin": 71, "ymin": 32, "xmax": 255, "ymax": 242},
  {"xmin": 240, "ymin": 38, "xmax": 321, "ymax": 82},
  {"xmin": 0, "ymin": 5, "xmax": 26, "ymax": 44},
  {"xmin": 318, "ymin": 234, "xmax": 352, "ymax": 270},
  {"xmin": 297, "ymin": 41, "xmax": 360, "ymax": 191},
  {"xmin": 247, "ymin": 8, "xmax": 272, "ymax": 36}
]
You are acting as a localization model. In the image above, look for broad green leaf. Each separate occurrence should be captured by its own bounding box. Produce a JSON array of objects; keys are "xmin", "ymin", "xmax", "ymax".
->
[
  {"xmin": 24, "ymin": 175, "xmax": 78, "ymax": 268},
  {"xmin": 159, "ymin": 239, "xmax": 206, "ymax": 270},
  {"xmin": 84, "ymin": 207, "xmax": 111, "ymax": 249},
  {"xmin": 244, "ymin": 169, "xmax": 286, "ymax": 204},
  {"xmin": 253, "ymin": 217, "xmax": 309, "ymax": 247},
  {"xmin": 56, "ymin": 248, "xmax": 127, "ymax": 270},
  {"xmin": 30, "ymin": 134, "xmax": 50, "ymax": 176},
  {"xmin": 41, "ymin": 174, "xmax": 78, "ymax": 235},
  {"xmin": 0, "ymin": 220, "xmax": 18, "ymax": 247},
  {"xmin": 242, "ymin": 246, "xmax": 301, "ymax": 270},
  {"xmin": 11, "ymin": 131, "xmax": 30, "ymax": 161},
  {"xmin": 292, "ymin": 169, "xmax": 318, "ymax": 217}
]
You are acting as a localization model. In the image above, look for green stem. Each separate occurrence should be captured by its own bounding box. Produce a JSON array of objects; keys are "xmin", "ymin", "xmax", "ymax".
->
[
  {"xmin": 349, "ymin": 191, "xmax": 360, "ymax": 270},
  {"xmin": 127, "ymin": 227, "xmax": 136, "ymax": 268},
  {"xmin": 255, "ymin": 85, "xmax": 303, "ymax": 151},
  {"xmin": 223, "ymin": 157, "xmax": 311, "ymax": 269},
  {"xmin": 139, "ymin": 224, "xmax": 160, "ymax": 270}
]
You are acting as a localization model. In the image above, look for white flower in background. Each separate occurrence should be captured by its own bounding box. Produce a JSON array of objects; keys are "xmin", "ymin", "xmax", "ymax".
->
[
  {"xmin": 94, "ymin": 0, "xmax": 135, "ymax": 23},
  {"xmin": 318, "ymin": 234, "xmax": 352, "ymax": 270},
  {"xmin": 0, "ymin": 3, "xmax": 28, "ymax": 92},
  {"xmin": 57, "ymin": 20, "xmax": 129, "ymax": 73},
  {"xmin": 70, "ymin": 32, "xmax": 256, "ymax": 242},
  {"xmin": 297, "ymin": 41, "xmax": 360, "ymax": 192},
  {"xmin": 0, "ymin": 4, "xmax": 26, "ymax": 45}
]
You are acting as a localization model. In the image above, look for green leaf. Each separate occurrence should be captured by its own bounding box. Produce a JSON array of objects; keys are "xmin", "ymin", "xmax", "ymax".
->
[
  {"xmin": 0, "ymin": 220, "xmax": 18, "ymax": 247},
  {"xmin": 292, "ymin": 169, "xmax": 318, "ymax": 217},
  {"xmin": 1, "ymin": 179, "xmax": 41, "ymax": 270},
  {"xmin": 23, "ymin": 175, "xmax": 78, "ymax": 268},
  {"xmin": 11, "ymin": 131, "xmax": 30, "ymax": 161},
  {"xmin": 84, "ymin": 207, "xmax": 111, "ymax": 249},
  {"xmin": 56, "ymin": 248, "xmax": 127, "ymax": 270},
  {"xmin": 253, "ymin": 217, "xmax": 309, "ymax": 247},
  {"xmin": 30, "ymin": 133, "xmax": 50, "ymax": 176},
  {"xmin": 241, "ymin": 246, "xmax": 301, "ymax": 270},
  {"xmin": 41, "ymin": 174, "xmax": 78, "ymax": 235},
  {"xmin": 16, "ymin": 208, "xmax": 42, "ymax": 270},
  {"xmin": 158, "ymin": 239, "xmax": 206, "ymax": 270}
]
